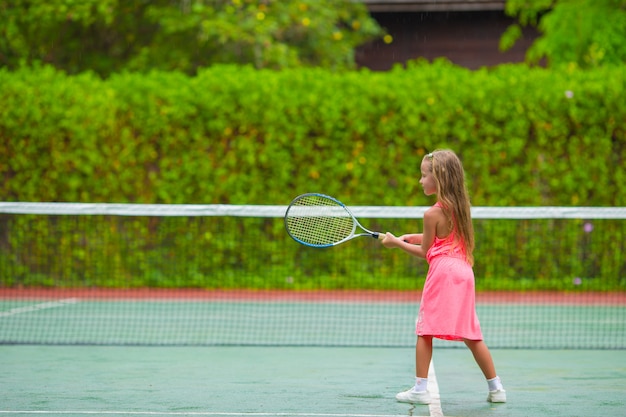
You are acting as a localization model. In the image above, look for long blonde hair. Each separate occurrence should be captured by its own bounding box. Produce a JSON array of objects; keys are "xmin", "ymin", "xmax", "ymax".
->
[{"xmin": 425, "ymin": 149, "xmax": 474, "ymax": 265}]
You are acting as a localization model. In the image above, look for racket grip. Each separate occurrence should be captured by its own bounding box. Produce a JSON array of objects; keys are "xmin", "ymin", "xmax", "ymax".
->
[{"xmin": 374, "ymin": 232, "xmax": 385, "ymax": 240}]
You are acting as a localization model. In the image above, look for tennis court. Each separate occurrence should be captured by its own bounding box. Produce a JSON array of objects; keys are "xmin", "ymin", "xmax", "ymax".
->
[
  {"xmin": 1, "ymin": 291, "xmax": 625, "ymax": 417},
  {"xmin": 1, "ymin": 342, "xmax": 625, "ymax": 417},
  {"xmin": 1, "ymin": 203, "xmax": 625, "ymax": 416}
]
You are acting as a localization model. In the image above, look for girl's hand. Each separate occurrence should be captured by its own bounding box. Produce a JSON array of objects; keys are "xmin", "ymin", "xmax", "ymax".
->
[
  {"xmin": 399, "ymin": 234, "xmax": 414, "ymax": 244},
  {"xmin": 382, "ymin": 232, "xmax": 427, "ymax": 259},
  {"xmin": 381, "ymin": 232, "xmax": 402, "ymax": 248},
  {"xmin": 398, "ymin": 233, "xmax": 422, "ymax": 245}
]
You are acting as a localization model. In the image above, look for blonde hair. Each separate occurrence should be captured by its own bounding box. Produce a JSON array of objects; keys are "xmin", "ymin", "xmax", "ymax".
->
[{"xmin": 425, "ymin": 149, "xmax": 475, "ymax": 265}]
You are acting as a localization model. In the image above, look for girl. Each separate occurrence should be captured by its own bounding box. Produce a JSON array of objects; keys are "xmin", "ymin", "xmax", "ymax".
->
[{"xmin": 382, "ymin": 149, "xmax": 506, "ymax": 404}]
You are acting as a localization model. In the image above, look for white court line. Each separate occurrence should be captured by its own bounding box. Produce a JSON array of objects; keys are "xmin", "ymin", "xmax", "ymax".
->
[
  {"xmin": 427, "ymin": 361, "xmax": 444, "ymax": 417},
  {"xmin": 0, "ymin": 298, "xmax": 78, "ymax": 317},
  {"xmin": 0, "ymin": 413, "xmax": 416, "ymax": 417}
]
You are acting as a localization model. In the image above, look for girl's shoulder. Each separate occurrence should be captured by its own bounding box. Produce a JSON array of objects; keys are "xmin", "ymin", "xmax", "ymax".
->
[
  {"xmin": 426, "ymin": 201, "xmax": 445, "ymax": 214},
  {"xmin": 425, "ymin": 202, "xmax": 451, "ymax": 239},
  {"xmin": 424, "ymin": 203, "xmax": 446, "ymax": 223}
]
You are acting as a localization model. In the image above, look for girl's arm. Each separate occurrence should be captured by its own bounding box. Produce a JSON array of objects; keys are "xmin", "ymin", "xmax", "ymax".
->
[
  {"xmin": 399, "ymin": 233, "xmax": 422, "ymax": 245},
  {"xmin": 381, "ymin": 207, "xmax": 441, "ymax": 259}
]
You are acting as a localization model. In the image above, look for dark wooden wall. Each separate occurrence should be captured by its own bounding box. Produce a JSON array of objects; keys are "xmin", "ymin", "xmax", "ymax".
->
[{"xmin": 356, "ymin": 11, "xmax": 539, "ymax": 70}]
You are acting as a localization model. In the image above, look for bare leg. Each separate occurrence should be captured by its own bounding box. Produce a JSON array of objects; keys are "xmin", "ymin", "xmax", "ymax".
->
[
  {"xmin": 416, "ymin": 335, "xmax": 433, "ymax": 378},
  {"xmin": 464, "ymin": 339, "xmax": 496, "ymax": 379},
  {"xmin": 396, "ymin": 336, "xmax": 434, "ymax": 403}
]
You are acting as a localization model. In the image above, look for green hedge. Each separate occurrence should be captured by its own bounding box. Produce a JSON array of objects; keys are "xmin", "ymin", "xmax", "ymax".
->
[
  {"xmin": 1, "ymin": 62, "xmax": 625, "ymax": 290},
  {"xmin": 1, "ymin": 61, "xmax": 625, "ymax": 206}
]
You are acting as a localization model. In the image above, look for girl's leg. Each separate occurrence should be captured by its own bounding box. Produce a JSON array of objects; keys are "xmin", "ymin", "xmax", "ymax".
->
[
  {"xmin": 416, "ymin": 335, "xmax": 433, "ymax": 378},
  {"xmin": 463, "ymin": 339, "xmax": 496, "ymax": 379},
  {"xmin": 395, "ymin": 336, "xmax": 434, "ymax": 403},
  {"xmin": 465, "ymin": 339, "xmax": 507, "ymax": 402}
]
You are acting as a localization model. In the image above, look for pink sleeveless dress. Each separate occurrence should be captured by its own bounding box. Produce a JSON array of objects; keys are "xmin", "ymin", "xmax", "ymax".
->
[{"xmin": 415, "ymin": 203, "xmax": 483, "ymax": 341}]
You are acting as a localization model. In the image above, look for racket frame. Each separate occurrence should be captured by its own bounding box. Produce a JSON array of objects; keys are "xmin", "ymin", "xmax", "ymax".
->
[{"xmin": 284, "ymin": 193, "xmax": 382, "ymax": 248}]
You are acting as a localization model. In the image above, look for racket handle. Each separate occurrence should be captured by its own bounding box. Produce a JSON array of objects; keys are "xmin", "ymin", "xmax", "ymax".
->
[{"xmin": 374, "ymin": 232, "xmax": 385, "ymax": 240}]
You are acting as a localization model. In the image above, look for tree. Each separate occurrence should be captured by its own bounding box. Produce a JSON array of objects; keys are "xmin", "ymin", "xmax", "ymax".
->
[
  {"xmin": 0, "ymin": 0, "xmax": 383, "ymax": 76},
  {"xmin": 501, "ymin": 0, "xmax": 626, "ymax": 67}
]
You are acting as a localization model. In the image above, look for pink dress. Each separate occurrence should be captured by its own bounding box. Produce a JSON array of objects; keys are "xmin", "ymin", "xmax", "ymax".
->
[{"xmin": 416, "ymin": 203, "xmax": 483, "ymax": 341}]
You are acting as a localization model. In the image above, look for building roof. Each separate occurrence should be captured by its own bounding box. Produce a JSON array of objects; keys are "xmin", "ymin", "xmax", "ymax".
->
[{"xmin": 361, "ymin": 0, "xmax": 506, "ymax": 12}]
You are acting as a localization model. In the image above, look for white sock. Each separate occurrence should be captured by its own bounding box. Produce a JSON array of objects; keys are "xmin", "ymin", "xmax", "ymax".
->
[
  {"xmin": 487, "ymin": 376, "xmax": 503, "ymax": 391},
  {"xmin": 413, "ymin": 377, "xmax": 428, "ymax": 392}
]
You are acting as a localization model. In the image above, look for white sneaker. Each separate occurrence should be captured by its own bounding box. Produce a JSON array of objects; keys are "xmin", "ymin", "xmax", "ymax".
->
[
  {"xmin": 395, "ymin": 388, "xmax": 431, "ymax": 404},
  {"xmin": 487, "ymin": 389, "xmax": 507, "ymax": 403}
]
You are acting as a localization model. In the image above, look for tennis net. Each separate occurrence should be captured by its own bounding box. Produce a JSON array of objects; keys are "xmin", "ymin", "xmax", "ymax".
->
[{"xmin": 0, "ymin": 202, "xmax": 624, "ymax": 349}]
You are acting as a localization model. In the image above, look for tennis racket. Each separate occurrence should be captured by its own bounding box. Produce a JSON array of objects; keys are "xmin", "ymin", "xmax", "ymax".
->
[{"xmin": 284, "ymin": 193, "xmax": 385, "ymax": 248}]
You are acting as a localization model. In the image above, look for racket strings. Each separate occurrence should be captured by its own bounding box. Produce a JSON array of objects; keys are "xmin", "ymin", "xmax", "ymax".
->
[{"xmin": 285, "ymin": 196, "xmax": 355, "ymax": 246}]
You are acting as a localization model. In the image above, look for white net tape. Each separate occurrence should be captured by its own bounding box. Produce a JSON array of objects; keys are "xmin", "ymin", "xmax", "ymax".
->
[{"xmin": 1, "ymin": 202, "xmax": 625, "ymax": 219}]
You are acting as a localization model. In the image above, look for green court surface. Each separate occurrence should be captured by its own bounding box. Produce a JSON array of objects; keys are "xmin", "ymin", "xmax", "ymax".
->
[{"xmin": 1, "ymin": 345, "xmax": 624, "ymax": 417}]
